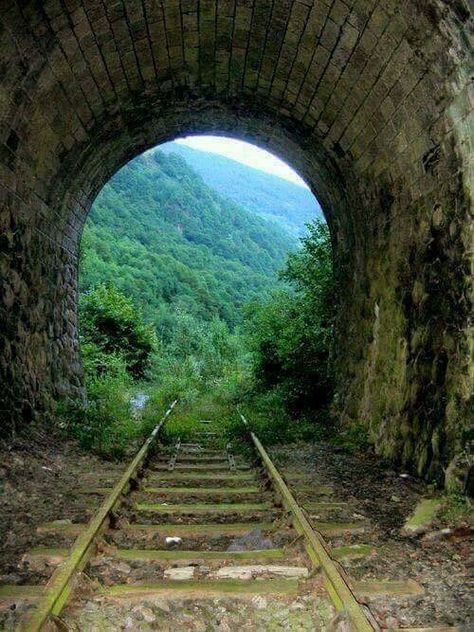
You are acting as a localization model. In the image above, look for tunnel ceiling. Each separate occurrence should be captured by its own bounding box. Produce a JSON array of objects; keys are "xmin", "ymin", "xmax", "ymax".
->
[{"xmin": 1, "ymin": 0, "xmax": 470, "ymax": 221}]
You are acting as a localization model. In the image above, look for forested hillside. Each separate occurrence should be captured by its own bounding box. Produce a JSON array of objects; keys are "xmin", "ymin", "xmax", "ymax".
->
[
  {"xmin": 160, "ymin": 142, "xmax": 323, "ymax": 237},
  {"xmin": 80, "ymin": 150, "xmax": 295, "ymax": 332},
  {"xmin": 75, "ymin": 145, "xmax": 332, "ymax": 459}
]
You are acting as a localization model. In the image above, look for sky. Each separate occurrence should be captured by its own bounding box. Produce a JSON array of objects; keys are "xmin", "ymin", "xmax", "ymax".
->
[{"xmin": 176, "ymin": 135, "xmax": 308, "ymax": 189}]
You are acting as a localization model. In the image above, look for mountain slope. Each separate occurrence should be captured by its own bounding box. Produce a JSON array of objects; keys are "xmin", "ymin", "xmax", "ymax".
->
[
  {"xmin": 159, "ymin": 142, "xmax": 323, "ymax": 237},
  {"xmin": 80, "ymin": 150, "xmax": 296, "ymax": 331}
]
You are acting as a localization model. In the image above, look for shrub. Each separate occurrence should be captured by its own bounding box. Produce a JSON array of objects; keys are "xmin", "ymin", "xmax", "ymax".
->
[
  {"xmin": 60, "ymin": 353, "xmax": 137, "ymax": 459},
  {"xmin": 244, "ymin": 219, "xmax": 335, "ymax": 416},
  {"xmin": 62, "ymin": 284, "xmax": 159, "ymax": 458},
  {"xmin": 80, "ymin": 284, "xmax": 157, "ymax": 379}
]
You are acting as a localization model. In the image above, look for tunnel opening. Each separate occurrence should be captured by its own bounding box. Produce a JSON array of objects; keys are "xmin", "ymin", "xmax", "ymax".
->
[{"xmin": 76, "ymin": 133, "xmax": 333, "ymax": 456}]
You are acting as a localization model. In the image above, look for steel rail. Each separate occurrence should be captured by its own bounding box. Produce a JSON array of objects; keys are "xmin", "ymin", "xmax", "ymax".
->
[
  {"xmin": 240, "ymin": 413, "xmax": 377, "ymax": 632},
  {"xmin": 23, "ymin": 400, "xmax": 178, "ymax": 631}
]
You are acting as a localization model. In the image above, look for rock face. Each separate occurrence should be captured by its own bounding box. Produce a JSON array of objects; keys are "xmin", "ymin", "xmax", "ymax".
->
[{"xmin": 0, "ymin": 1, "xmax": 472, "ymax": 484}]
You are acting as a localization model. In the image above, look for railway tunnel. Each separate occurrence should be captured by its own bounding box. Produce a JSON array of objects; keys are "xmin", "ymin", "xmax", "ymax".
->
[{"xmin": 0, "ymin": 0, "xmax": 472, "ymax": 485}]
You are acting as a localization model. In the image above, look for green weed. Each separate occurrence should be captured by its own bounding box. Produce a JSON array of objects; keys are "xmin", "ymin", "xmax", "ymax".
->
[
  {"xmin": 329, "ymin": 423, "xmax": 370, "ymax": 453},
  {"xmin": 439, "ymin": 492, "xmax": 473, "ymax": 525}
]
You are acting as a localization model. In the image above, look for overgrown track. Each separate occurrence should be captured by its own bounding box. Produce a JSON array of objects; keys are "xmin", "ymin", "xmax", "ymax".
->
[{"xmin": 0, "ymin": 409, "xmax": 457, "ymax": 631}]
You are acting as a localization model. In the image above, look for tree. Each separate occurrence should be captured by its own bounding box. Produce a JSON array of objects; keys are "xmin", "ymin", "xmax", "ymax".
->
[
  {"xmin": 80, "ymin": 284, "xmax": 157, "ymax": 379},
  {"xmin": 245, "ymin": 220, "xmax": 334, "ymax": 415}
]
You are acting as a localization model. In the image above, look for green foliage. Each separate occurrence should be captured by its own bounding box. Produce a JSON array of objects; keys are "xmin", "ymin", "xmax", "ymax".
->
[
  {"xmin": 70, "ymin": 366, "xmax": 136, "ymax": 459},
  {"xmin": 153, "ymin": 385, "xmax": 317, "ymax": 455},
  {"xmin": 74, "ymin": 147, "xmax": 301, "ymax": 457},
  {"xmin": 80, "ymin": 284, "xmax": 157, "ymax": 379},
  {"xmin": 58, "ymin": 348, "xmax": 138, "ymax": 459},
  {"xmin": 150, "ymin": 223, "xmax": 336, "ymax": 448},
  {"xmin": 282, "ymin": 221, "xmax": 333, "ymax": 303},
  {"xmin": 72, "ymin": 146, "xmax": 333, "ymax": 458},
  {"xmin": 160, "ymin": 142, "xmax": 323, "ymax": 237},
  {"xmin": 228, "ymin": 389, "xmax": 317, "ymax": 448},
  {"xmin": 59, "ymin": 285, "xmax": 157, "ymax": 458},
  {"xmin": 80, "ymin": 150, "xmax": 294, "ymax": 331},
  {"xmin": 156, "ymin": 393, "xmax": 235, "ymax": 446},
  {"xmin": 152, "ymin": 367, "xmax": 251, "ymax": 450},
  {"xmin": 329, "ymin": 423, "xmax": 370, "ymax": 453},
  {"xmin": 244, "ymin": 220, "xmax": 335, "ymax": 416},
  {"xmin": 439, "ymin": 493, "xmax": 473, "ymax": 525},
  {"xmin": 141, "ymin": 311, "xmax": 249, "ymax": 441}
]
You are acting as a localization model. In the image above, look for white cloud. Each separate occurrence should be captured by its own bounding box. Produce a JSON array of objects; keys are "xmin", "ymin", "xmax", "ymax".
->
[{"xmin": 175, "ymin": 135, "xmax": 308, "ymax": 188}]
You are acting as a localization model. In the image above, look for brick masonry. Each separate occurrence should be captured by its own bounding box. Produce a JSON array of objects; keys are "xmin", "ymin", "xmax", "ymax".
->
[{"xmin": 0, "ymin": 0, "xmax": 472, "ymax": 486}]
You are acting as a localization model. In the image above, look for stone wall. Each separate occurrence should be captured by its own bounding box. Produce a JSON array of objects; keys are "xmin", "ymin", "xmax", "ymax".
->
[{"xmin": 0, "ymin": 0, "xmax": 472, "ymax": 484}]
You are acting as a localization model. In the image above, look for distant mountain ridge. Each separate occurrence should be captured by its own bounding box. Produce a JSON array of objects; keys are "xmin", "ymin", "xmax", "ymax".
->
[
  {"xmin": 80, "ymin": 150, "xmax": 295, "ymax": 331},
  {"xmin": 159, "ymin": 142, "xmax": 323, "ymax": 237}
]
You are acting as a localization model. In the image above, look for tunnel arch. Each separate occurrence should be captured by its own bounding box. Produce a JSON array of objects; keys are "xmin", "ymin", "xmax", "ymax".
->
[{"xmin": 0, "ymin": 0, "xmax": 472, "ymax": 485}]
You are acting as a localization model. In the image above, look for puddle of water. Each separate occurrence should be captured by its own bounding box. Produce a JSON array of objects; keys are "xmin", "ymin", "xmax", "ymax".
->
[{"xmin": 130, "ymin": 393, "xmax": 150, "ymax": 416}]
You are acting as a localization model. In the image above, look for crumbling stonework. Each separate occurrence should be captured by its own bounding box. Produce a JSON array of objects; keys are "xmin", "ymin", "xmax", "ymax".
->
[{"xmin": 0, "ymin": 1, "xmax": 472, "ymax": 484}]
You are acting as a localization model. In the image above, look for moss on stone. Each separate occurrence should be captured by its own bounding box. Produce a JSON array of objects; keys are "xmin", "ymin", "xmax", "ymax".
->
[{"xmin": 402, "ymin": 498, "xmax": 444, "ymax": 535}]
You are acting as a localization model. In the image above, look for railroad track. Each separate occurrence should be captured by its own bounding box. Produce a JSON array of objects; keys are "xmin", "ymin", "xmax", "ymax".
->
[{"xmin": 0, "ymin": 405, "xmax": 457, "ymax": 631}]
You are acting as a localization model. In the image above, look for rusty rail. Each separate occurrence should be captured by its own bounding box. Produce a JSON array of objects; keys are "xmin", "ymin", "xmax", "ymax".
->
[
  {"xmin": 23, "ymin": 400, "xmax": 178, "ymax": 631},
  {"xmin": 240, "ymin": 413, "xmax": 377, "ymax": 632}
]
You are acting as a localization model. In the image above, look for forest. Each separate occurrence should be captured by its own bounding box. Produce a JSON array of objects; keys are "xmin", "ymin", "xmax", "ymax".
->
[
  {"xmin": 160, "ymin": 141, "xmax": 323, "ymax": 237},
  {"xmin": 80, "ymin": 149, "xmax": 295, "ymax": 330},
  {"xmin": 66, "ymin": 147, "xmax": 334, "ymax": 456}
]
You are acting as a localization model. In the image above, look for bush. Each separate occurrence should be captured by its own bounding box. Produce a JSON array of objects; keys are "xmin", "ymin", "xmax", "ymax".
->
[
  {"xmin": 225, "ymin": 389, "xmax": 318, "ymax": 447},
  {"xmin": 80, "ymin": 284, "xmax": 157, "ymax": 379},
  {"xmin": 244, "ymin": 219, "xmax": 335, "ymax": 417},
  {"xmin": 60, "ymin": 353, "xmax": 137, "ymax": 459},
  {"xmin": 329, "ymin": 423, "xmax": 370, "ymax": 453},
  {"xmin": 62, "ymin": 284, "xmax": 160, "ymax": 458}
]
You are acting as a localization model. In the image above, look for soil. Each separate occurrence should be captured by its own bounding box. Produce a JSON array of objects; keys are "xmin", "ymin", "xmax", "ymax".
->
[
  {"xmin": 270, "ymin": 441, "xmax": 473, "ymax": 629},
  {"xmin": 0, "ymin": 429, "xmax": 123, "ymax": 583}
]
